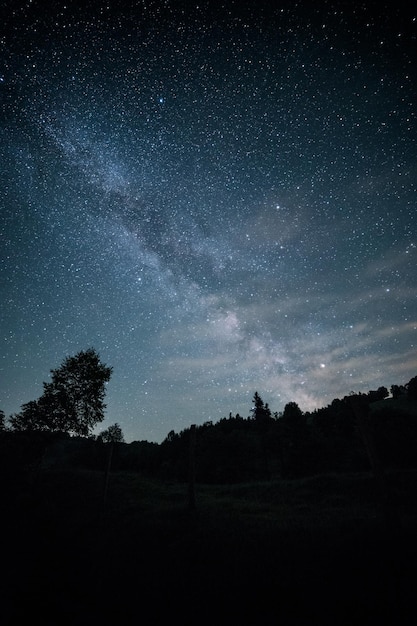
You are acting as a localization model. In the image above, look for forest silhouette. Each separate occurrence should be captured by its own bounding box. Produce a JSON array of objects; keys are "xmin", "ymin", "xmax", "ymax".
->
[
  {"xmin": 3, "ymin": 349, "xmax": 417, "ymax": 483},
  {"xmin": 1, "ymin": 353, "xmax": 417, "ymax": 625}
]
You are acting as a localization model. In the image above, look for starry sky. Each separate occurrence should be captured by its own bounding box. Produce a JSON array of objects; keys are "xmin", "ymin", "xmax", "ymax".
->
[{"xmin": 1, "ymin": 1, "xmax": 416, "ymax": 442}]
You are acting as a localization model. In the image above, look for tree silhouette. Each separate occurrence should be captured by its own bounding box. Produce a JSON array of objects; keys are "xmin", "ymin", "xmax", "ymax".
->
[
  {"xmin": 100, "ymin": 422, "xmax": 125, "ymax": 443},
  {"xmin": 280, "ymin": 402, "xmax": 310, "ymax": 478},
  {"xmin": 407, "ymin": 376, "xmax": 417, "ymax": 400},
  {"xmin": 251, "ymin": 392, "xmax": 272, "ymax": 421},
  {"xmin": 10, "ymin": 348, "xmax": 112, "ymax": 436},
  {"xmin": 282, "ymin": 401, "xmax": 303, "ymax": 422},
  {"xmin": 367, "ymin": 387, "xmax": 389, "ymax": 402},
  {"xmin": 9, "ymin": 399, "xmax": 49, "ymax": 432},
  {"xmin": 0, "ymin": 409, "xmax": 5, "ymax": 431},
  {"xmin": 390, "ymin": 384, "xmax": 406, "ymax": 399}
]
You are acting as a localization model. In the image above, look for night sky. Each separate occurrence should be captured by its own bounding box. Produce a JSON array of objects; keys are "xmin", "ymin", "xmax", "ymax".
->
[{"xmin": 1, "ymin": 1, "xmax": 416, "ymax": 443}]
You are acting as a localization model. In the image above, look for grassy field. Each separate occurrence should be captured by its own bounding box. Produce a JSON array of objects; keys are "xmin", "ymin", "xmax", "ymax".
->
[{"xmin": 2, "ymin": 467, "xmax": 417, "ymax": 625}]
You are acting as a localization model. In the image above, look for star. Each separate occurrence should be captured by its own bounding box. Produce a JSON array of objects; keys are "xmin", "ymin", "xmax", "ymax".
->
[{"xmin": 0, "ymin": 1, "xmax": 416, "ymax": 442}]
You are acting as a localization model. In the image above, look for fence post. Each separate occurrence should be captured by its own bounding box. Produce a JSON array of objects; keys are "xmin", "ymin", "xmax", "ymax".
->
[
  {"xmin": 188, "ymin": 425, "xmax": 197, "ymax": 510},
  {"xmin": 102, "ymin": 442, "xmax": 114, "ymax": 513}
]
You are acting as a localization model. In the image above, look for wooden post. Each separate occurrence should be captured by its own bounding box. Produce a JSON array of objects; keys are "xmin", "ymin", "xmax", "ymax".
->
[
  {"xmin": 188, "ymin": 425, "xmax": 197, "ymax": 510},
  {"xmin": 102, "ymin": 442, "xmax": 114, "ymax": 512}
]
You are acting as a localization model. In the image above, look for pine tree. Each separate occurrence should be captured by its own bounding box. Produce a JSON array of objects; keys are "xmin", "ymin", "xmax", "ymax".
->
[{"xmin": 251, "ymin": 392, "xmax": 272, "ymax": 421}]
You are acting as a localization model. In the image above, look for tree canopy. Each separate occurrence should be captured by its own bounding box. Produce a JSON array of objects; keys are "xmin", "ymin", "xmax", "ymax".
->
[
  {"xmin": 9, "ymin": 349, "xmax": 112, "ymax": 436},
  {"xmin": 99, "ymin": 423, "xmax": 125, "ymax": 443}
]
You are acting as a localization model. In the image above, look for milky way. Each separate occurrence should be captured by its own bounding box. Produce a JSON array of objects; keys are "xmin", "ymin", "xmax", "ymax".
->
[{"xmin": 1, "ymin": 1, "xmax": 416, "ymax": 442}]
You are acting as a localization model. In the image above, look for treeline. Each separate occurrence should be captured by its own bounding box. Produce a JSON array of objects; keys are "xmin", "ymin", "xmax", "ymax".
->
[
  {"xmin": 155, "ymin": 379, "xmax": 417, "ymax": 482},
  {"xmin": 2, "ymin": 376, "xmax": 416, "ymax": 484}
]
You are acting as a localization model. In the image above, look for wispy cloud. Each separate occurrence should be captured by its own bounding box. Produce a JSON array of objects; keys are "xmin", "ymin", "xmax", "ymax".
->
[{"xmin": 364, "ymin": 243, "xmax": 417, "ymax": 278}]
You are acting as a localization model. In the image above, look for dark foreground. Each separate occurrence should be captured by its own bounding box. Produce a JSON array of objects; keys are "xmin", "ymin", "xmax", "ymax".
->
[{"xmin": 2, "ymin": 468, "xmax": 417, "ymax": 625}]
